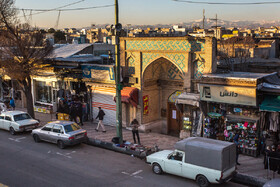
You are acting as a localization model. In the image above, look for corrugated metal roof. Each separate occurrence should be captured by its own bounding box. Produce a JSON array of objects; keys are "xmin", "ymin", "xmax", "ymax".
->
[{"xmin": 49, "ymin": 43, "xmax": 93, "ymax": 58}]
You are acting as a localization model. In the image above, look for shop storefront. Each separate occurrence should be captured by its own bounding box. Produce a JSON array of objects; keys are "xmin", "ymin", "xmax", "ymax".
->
[
  {"xmin": 198, "ymin": 72, "xmax": 272, "ymax": 157},
  {"xmin": 33, "ymin": 78, "xmax": 58, "ymax": 114},
  {"xmin": 175, "ymin": 92, "xmax": 202, "ymax": 139},
  {"xmin": 259, "ymin": 94, "xmax": 280, "ymax": 152}
]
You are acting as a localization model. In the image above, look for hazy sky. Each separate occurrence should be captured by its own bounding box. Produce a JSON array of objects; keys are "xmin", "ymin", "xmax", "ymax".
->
[{"xmin": 15, "ymin": 0, "xmax": 280, "ymax": 29}]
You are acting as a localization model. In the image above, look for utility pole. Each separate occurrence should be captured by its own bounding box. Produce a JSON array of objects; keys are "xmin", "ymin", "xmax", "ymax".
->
[
  {"xmin": 126, "ymin": 24, "xmax": 131, "ymax": 37},
  {"xmin": 115, "ymin": 0, "xmax": 123, "ymax": 144},
  {"xmin": 202, "ymin": 9, "xmax": 205, "ymax": 30},
  {"xmin": 210, "ymin": 14, "xmax": 218, "ymax": 39}
]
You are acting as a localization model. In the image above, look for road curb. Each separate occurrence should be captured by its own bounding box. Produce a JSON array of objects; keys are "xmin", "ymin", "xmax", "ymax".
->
[
  {"xmin": 86, "ymin": 138, "xmax": 146, "ymax": 159},
  {"xmin": 232, "ymin": 172, "xmax": 268, "ymax": 187},
  {"xmin": 87, "ymin": 138, "xmax": 268, "ymax": 186}
]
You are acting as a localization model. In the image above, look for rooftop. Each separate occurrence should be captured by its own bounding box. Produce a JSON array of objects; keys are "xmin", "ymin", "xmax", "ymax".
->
[{"xmin": 203, "ymin": 72, "xmax": 272, "ymax": 80}]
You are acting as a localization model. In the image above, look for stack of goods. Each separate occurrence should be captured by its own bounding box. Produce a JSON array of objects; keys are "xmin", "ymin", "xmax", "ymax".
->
[{"xmin": 224, "ymin": 121, "xmax": 259, "ymax": 157}]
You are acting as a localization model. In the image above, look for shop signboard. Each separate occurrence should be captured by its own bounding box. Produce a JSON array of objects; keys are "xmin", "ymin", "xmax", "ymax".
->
[
  {"xmin": 143, "ymin": 95, "xmax": 149, "ymax": 115},
  {"xmin": 82, "ymin": 65, "xmax": 115, "ymax": 83},
  {"xmin": 199, "ymin": 84, "xmax": 257, "ymax": 106}
]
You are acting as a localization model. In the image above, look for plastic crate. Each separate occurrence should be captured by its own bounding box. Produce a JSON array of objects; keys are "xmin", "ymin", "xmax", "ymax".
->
[{"xmin": 58, "ymin": 113, "xmax": 69, "ymax": 120}]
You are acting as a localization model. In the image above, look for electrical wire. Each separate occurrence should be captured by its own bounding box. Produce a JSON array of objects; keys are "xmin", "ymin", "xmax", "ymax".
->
[
  {"xmin": 17, "ymin": 4, "xmax": 114, "ymax": 19},
  {"xmin": 17, "ymin": 0, "xmax": 85, "ymax": 17},
  {"xmin": 17, "ymin": 4, "xmax": 114, "ymax": 12},
  {"xmin": 173, "ymin": 0, "xmax": 280, "ymax": 5}
]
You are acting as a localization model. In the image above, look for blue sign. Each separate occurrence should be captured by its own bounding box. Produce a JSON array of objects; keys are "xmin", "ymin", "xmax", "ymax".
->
[{"xmin": 82, "ymin": 65, "xmax": 115, "ymax": 81}]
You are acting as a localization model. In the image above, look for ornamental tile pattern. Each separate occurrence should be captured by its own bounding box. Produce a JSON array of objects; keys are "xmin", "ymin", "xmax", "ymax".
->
[
  {"xmin": 194, "ymin": 54, "xmax": 205, "ymax": 79},
  {"xmin": 126, "ymin": 39, "xmax": 205, "ymax": 52},
  {"xmin": 168, "ymin": 64, "xmax": 184, "ymax": 80},
  {"xmin": 142, "ymin": 53, "xmax": 185, "ymax": 74},
  {"xmin": 127, "ymin": 52, "xmax": 136, "ymax": 75}
]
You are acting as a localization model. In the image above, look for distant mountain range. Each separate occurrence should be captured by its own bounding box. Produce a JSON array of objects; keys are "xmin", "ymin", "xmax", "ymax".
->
[{"xmin": 93, "ymin": 19, "xmax": 280, "ymax": 30}]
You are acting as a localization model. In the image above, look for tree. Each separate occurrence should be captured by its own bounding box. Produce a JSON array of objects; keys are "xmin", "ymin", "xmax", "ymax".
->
[
  {"xmin": 0, "ymin": 0, "xmax": 53, "ymax": 118},
  {"xmin": 217, "ymin": 36, "xmax": 256, "ymax": 71},
  {"xmin": 54, "ymin": 30, "xmax": 66, "ymax": 43},
  {"xmin": 47, "ymin": 28, "xmax": 55, "ymax": 33}
]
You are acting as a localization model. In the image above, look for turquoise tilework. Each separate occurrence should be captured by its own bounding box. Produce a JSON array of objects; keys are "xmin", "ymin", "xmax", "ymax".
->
[
  {"xmin": 194, "ymin": 54, "xmax": 205, "ymax": 79},
  {"xmin": 168, "ymin": 64, "xmax": 184, "ymax": 80},
  {"xmin": 126, "ymin": 39, "xmax": 205, "ymax": 52},
  {"xmin": 128, "ymin": 57, "xmax": 135, "ymax": 66},
  {"xmin": 142, "ymin": 53, "xmax": 185, "ymax": 75},
  {"xmin": 127, "ymin": 53, "xmax": 136, "ymax": 75}
]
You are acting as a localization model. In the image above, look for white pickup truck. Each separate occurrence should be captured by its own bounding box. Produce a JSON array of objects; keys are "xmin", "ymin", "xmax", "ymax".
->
[{"xmin": 146, "ymin": 137, "xmax": 237, "ymax": 187}]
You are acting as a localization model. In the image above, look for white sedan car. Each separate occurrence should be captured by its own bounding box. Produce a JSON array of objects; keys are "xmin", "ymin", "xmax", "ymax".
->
[{"xmin": 0, "ymin": 111, "xmax": 39, "ymax": 135}]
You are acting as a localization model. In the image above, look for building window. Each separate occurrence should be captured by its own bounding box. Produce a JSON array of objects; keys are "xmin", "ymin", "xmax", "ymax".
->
[
  {"xmin": 203, "ymin": 86, "xmax": 211, "ymax": 98},
  {"xmin": 35, "ymin": 80, "xmax": 52, "ymax": 103}
]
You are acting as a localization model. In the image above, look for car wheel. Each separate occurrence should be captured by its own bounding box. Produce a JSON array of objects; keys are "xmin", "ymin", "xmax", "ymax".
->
[
  {"xmin": 196, "ymin": 175, "xmax": 209, "ymax": 187},
  {"xmin": 152, "ymin": 163, "xmax": 163, "ymax": 174},
  {"xmin": 9, "ymin": 127, "xmax": 16, "ymax": 135},
  {"xmin": 57, "ymin": 140, "xmax": 65, "ymax": 149},
  {"xmin": 33, "ymin": 134, "xmax": 41, "ymax": 143}
]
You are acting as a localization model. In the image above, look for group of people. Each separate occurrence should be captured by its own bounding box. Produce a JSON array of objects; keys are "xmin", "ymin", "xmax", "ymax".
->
[
  {"xmin": 56, "ymin": 96, "xmax": 84, "ymax": 126},
  {"xmin": 264, "ymin": 145, "xmax": 280, "ymax": 175}
]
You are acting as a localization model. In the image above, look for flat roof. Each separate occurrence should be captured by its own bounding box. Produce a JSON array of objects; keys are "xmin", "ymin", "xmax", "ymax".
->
[{"xmin": 202, "ymin": 72, "xmax": 273, "ymax": 80}]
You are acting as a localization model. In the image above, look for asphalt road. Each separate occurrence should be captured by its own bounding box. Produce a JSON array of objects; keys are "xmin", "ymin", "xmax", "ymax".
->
[{"xmin": 0, "ymin": 130, "xmax": 246, "ymax": 187}]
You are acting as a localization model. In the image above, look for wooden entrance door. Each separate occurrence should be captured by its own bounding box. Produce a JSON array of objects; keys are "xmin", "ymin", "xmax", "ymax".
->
[{"xmin": 168, "ymin": 102, "xmax": 181, "ymax": 136}]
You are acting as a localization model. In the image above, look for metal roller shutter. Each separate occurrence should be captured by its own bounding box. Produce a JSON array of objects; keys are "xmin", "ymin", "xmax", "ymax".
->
[{"xmin": 92, "ymin": 87, "xmax": 116, "ymax": 126}]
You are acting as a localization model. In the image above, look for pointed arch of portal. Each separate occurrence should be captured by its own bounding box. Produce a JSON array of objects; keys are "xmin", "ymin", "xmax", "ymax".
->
[
  {"xmin": 142, "ymin": 53, "xmax": 186, "ymax": 77},
  {"xmin": 143, "ymin": 57, "xmax": 184, "ymax": 81}
]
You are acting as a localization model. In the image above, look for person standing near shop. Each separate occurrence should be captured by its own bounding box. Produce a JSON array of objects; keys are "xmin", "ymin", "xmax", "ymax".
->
[
  {"xmin": 95, "ymin": 107, "xmax": 106, "ymax": 132},
  {"xmin": 234, "ymin": 131, "xmax": 241, "ymax": 165},
  {"xmin": 9, "ymin": 97, "xmax": 15, "ymax": 110},
  {"xmin": 130, "ymin": 119, "xmax": 141, "ymax": 145}
]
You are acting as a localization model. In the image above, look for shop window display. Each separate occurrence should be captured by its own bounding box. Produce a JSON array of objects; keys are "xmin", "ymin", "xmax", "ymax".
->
[
  {"xmin": 182, "ymin": 105, "xmax": 201, "ymax": 136},
  {"xmin": 224, "ymin": 120, "xmax": 259, "ymax": 157},
  {"xmin": 203, "ymin": 112, "xmax": 224, "ymax": 140},
  {"xmin": 35, "ymin": 81, "xmax": 52, "ymax": 103},
  {"xmin": 224, "ymin": 106, "xmax": 260, "ymax": 158}
]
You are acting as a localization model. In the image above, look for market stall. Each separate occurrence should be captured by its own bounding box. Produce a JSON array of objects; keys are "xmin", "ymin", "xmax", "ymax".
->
[{"xmin": 224, "ymin": 114, "xmax": 260, "ymax": 157}]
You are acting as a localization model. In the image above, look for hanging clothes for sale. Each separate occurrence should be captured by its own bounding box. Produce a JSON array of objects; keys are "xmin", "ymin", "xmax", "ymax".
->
[
  {"xmin": 269, "ymin": 112, "xmax": 279, "ymax": 132},
  {"xmin": 260, "ymin": 112, "xmax": 270, "ymax": 131}
]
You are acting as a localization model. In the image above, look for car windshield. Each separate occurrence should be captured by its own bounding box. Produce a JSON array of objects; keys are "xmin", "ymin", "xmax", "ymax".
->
[
  {"xmin": 14, "ymin": 113, "xmax": 32, "ymax": 121},
  {"xmin": 64, "ymin": 123, "xmax": 81, "ymax": 133}
]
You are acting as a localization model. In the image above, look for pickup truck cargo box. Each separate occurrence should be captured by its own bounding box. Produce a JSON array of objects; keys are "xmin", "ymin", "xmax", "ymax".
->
[{"xmin": 174, "ymin": 137, "xmax": 236, "ymax": 171}]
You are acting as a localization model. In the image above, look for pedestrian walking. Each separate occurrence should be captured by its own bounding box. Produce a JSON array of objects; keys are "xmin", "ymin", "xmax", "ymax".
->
[
  {"xmin": 95, "ymin": 107, "xmax": 106, "ymax": 132},
  {"xmin": 234, "ymin": 130, "xmax": 241, "ymax": 165},
  {"xmin": 9, "ymin": 97, "xmax": 15, "ymax": 110},
  {"xmin": 130, "ymin": 119, "xmax": 141, "ymax": 145}
]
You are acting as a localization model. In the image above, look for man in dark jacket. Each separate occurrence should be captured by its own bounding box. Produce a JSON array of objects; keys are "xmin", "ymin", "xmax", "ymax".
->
[
  {"xmin": 234, "ymin": 131, "xmax": 241, "ymax": 165},
  {"xmin": 95, "ymin": 107, "xmax": 106, "ymax": 132},
  {"xmin": 70, "ymin": 97, "xmax": 83, "ymax": 126}
]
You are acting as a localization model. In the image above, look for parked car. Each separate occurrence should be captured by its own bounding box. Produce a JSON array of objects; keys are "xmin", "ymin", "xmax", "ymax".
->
[
  {"xmin": 0, "ymin": 111, "xmax": 39, "ymax": 135},
  {"xmin": 31, "ymin": 121, "xmax": 88, "ymax": 149},
  {"xmin": 146, "ymin": 137, "xmax": 237, "ymax": 187}
]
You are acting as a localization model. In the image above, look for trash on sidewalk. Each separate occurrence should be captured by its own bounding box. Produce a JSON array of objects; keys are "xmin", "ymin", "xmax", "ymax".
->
[{"xmin": 111, "ymin": 136, "xmax": 159, "ymax": 157}]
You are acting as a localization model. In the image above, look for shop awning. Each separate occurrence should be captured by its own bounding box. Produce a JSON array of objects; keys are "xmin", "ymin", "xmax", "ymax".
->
[
  {"xmin": 175, "ymin": 92, "xmax": 200, "ymax": 107},
  {"xmin": 260, "ymin": 95, "xmax": 280, "ymax": 112},
  {"xmin": 114, "ymin": 87, "xmax": 138, "ymax": 107}
]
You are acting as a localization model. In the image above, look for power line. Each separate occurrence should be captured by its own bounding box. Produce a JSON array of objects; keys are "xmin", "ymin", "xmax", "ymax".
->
[
  {"xmin": 173, "ymin": 0, "xmax": 280, "ymax": 5},
  {"xmin": 22, "ymin": 0, "xmax": 85, "ymax": 16},
  {"xmin": 17, "ymin": 4, "xmax": 114, "ymax": 12}
]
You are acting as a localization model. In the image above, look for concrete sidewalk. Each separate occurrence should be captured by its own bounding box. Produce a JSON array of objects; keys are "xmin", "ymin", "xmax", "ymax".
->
[{"xmin": 20, "ymin": 109, "xmax": 280, "ymax": 183}]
